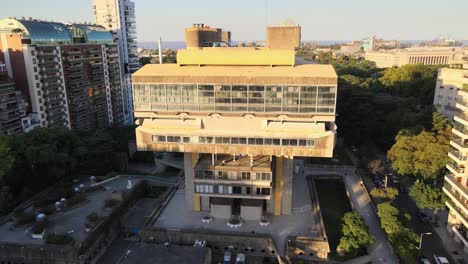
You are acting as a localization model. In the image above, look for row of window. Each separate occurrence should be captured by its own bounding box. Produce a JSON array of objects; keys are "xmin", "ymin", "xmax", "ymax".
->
[
  {"xmin": 133, "ymin": 84, "xmax": 336, "ymax": 114},
  {"xmin": 152, "ymin": 135, "xmax": 315, "ymax": 148},
  {"xmin": 195, "ymin": 170, "xmax": 272, "ymax": 181},
  {"xmin": 195, "ymin": 184, "xmax": 271, "ymax": 196}
]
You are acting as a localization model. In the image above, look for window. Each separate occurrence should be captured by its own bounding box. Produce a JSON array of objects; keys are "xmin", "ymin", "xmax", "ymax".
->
[
  {"xmin": 222, "ymin": 137, "xmax": 231, "ymax": 144},
  {"xmin": 157, "ymin": 136, "xmax": 166, "ymax": 142},
  {"xmin": 245, "ymin": 187, "xmax": 251, "ymax": 195},
  {"xmin": 256, "ymin": 138, "xmax": 263, "ymax": 145},
  {"xmin": 183, "ymin": 137, "xmax": 190, "ymax": 143},
  {"xmin": 261, "ymin": 188, "xmax": 271, "ymax": 195},
  {"xmin": 248, "ymin": 138, "xmax": 256, "ymax": 145},
  {"xmin": 273, "ymin": 139, "xmax": 281, "ymax": 145},
  {"xmin": 203, "ymin": 170, "xmax": 214, "ymax": 179},
  {"xmin": 241, "ymin": 172, "xmax": 250, "ymax": 180},
  {"xmin": 195, "ymin": 170, "xmax": 203, "ymax": 178},
  {"xmin": 256, "ymin": 188, "xmax": 261, "ymax": 195},
  {"xmin": 233, "ymin": 186, "xmax": 242, "ymax": 194}
]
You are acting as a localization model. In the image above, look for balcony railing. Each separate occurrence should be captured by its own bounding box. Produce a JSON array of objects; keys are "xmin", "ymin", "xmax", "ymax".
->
[
  {"xmin": 457, "ymin": 98, "xmax": 468, "ymax": 108},
  {"xmin": 455, "ymin": 113, "xmax": 468, "ymax": 123},
  {"xmin": 447, "ymin": 200, "xmax": 468, "ymax": 226},
  {"xmin": 452, "ymin": 139, "xmax": 468, "ymax": 150},
  {"xmin": 454, "ymin": 121, "xmax": 468, "ymax": 134},
  {"xmin": 445, "ymin": 174, "xmax": 468, "ymax": 198},
  {"xmin": 449, "ymin": 149, "xmax": 468, "ymax": 161},
  {"xmin": 447, "ymin": 163, "xmax": 465, "ymax": 174}
]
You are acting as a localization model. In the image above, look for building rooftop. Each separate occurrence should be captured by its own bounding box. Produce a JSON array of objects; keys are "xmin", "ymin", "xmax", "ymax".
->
[
  {"xmin": 0, "ymin": 18, "xmax": 114, "ymax": 45},
  {"xmin": 117, "ymin": 243, "xmax": 211, "ymax": 264},
  {"xmin": 132, "ymin": 63, "xmax": 337, "ymax": 82},
  {"xmin": 0, "ymin": 177, "xmax": 142, "ymax": 245}
]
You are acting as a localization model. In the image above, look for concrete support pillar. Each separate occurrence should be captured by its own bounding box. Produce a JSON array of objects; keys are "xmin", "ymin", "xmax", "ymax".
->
[
  {"xmin": 201, "ymin": 196, "xmax": 210, "ymax": 211},
  {"xmin": 274, "ymin": 156, "xmax": 283, "ymax": 216},
  {"xmin": 281, "ymin": 156, "xmax": 293, "ymax": 215},
  {"xmin": 184, "ymin": 153, "xmax": 199, "ymax": 211}
]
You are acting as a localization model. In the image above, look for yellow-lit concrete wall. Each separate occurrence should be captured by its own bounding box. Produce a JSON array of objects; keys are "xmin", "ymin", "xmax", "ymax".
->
[
  {"xmin": 177, "ymin": 47, "xmax": 295, "ymax": 66},
  {"xmin": 266, "ymin": 26, "xmax": 301, "ymax": 50}
]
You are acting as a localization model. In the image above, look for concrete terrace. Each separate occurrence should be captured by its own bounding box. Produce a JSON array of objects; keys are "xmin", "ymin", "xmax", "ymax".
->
[
  {"xmin": 153, "ymin": 171, "xmax": 321, "ymax": 255},
  {"xmin": 0, "ymin": 177, "xmax": 143, "ymax": 245}
]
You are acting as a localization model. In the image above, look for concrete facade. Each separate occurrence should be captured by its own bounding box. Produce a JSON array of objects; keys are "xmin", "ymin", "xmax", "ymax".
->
[
  {"xmin": 133, "ymin": 25, "xmax": 338, "ymax": 219},
  {"xmin": 434, "ymin": 67, "xmax": 468, "ymax": 119},
  {"xmin": 365, "ymin": 47, "xmax": 468, "ymax": 68}
]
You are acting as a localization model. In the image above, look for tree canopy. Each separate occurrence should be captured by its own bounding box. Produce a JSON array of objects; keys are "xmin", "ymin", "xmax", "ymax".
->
[
  {"xmin": 409, "ymin": 181, "xmax": 447, "ymax": 210},
  {"xmin": 387, "ymin": 112, "xmax": 451, "ymax": 180},
  {"xmin": 339, "ymin": 211, "xmax": 375, "ymax": 254},
  {"xmin": 370, "ymin": 187, "xmax": 399, "ymax": 200},
  {"xmin": 0, "ymin": 135, "xmax": 14, "ymax": 181}
]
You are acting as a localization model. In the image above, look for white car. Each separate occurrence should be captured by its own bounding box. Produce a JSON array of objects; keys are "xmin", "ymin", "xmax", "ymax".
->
[
  {"xmin": 236, "ymin": 253, "xmax": 246, "ymax": 264},
  {"xmin": 420, "ymin": 259, "xmax": 430, "ymax": 264},
  {"xmin": 434, "ymin": 254, "xmax": 450, "ymax": 264}
]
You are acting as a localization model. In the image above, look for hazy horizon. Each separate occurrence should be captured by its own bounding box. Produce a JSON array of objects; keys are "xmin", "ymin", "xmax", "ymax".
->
[{"xmin": 1, "ymin": 0, "xmax": 467, "ymax": 42}]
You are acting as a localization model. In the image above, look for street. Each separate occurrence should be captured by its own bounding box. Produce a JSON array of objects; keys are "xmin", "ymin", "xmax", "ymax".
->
[{"xmin": 373, "ymin": 147, "xmax": 457, "ymax": 263}]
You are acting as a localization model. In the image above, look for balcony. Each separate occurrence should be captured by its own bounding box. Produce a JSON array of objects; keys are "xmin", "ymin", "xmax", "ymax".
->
[
  {"xmin": 453, "ymin": 121, "xmax": 468, "ymax": 138},
  {"xmin": 447, "ymin": 163, "xmax": 465, "ymax": 176},
  {"xmin": 445, "ymin": 174, "xmax": 468, "ymax": 200},
  {"xmin": 443, "ymin": 183, "xmax": 467, "ymax": 215},
  {"xmin": 446, "ymin": 200, "xmax": 468, "ymax": 228},
  {"xmin": 457, "ymin": 96, "xmax": 468, "ymax": 111},
  {"xmin": 455, "ymin": 113, "xmax": 468, "ymax": 126},
  {"xmin": 449, "ymin": 149, "xmax": 468, "ymax": 163},
  {"xmin": 451, "ymin": 139, "xmax": 468, "ymax": 151}
]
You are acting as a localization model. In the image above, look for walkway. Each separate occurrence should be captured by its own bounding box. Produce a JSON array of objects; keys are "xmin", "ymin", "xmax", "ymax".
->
[{"xmin": 303, "ymin": 165, "xmax": 398, "ymax": 264}]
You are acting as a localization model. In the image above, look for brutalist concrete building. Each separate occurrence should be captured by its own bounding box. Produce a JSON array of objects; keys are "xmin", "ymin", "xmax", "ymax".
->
[{"xmin": 133, "ymin": 24, "xmax": 338, "ymax": 219}]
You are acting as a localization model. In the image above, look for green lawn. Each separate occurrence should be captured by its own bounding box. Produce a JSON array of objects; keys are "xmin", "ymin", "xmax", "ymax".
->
[{"xmin": 315, "ymin": 179, "xmax": 353, "ymax": 259}]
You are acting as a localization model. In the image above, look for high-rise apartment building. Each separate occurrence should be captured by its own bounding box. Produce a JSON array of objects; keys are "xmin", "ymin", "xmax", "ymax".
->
[
  {"xmin": 0, "ymin": 18, "xmax": 125, "ymax": 133},
  {"xmin": 133, "ymin": 24, "xmax": 337, "ymax": 218},
  {"xmin": 0, "ymin": 53, "xmax": 22, "ymax": 135},
  {"xmin": 434, "ymin": 56, "xmax": 468, "ymax": 254},
  {"xmin": 93, "ymin": 0, "xmax": 140, "ymax": 124}
]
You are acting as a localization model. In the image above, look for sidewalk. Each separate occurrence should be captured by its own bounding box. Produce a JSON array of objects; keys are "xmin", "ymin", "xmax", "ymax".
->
[{"xmin": 433, "ymin": 212, "xmax": 468, "ymax": 263}]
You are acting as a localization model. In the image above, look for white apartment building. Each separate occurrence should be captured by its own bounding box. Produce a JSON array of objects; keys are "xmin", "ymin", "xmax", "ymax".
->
[
  {"xmin": 94, "ymin": 0, "xmax": 140, "ymax": 124},
  {"xmin": 434, "ymin": 57, "xmax": 468, "ymax": 255}
]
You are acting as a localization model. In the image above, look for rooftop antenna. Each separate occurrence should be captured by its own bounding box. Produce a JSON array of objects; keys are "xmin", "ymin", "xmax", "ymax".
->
[{"xmin": 158, "ymin": 36, "xmax": 163, "ymax": 64}]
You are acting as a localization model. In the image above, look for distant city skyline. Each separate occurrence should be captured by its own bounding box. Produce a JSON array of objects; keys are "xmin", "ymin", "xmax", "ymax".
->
[{"xmin": 1, "ymin": 0, "xmax": 467, "ymax": 42}]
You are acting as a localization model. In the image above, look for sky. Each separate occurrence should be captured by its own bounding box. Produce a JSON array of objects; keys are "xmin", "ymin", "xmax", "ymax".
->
[{"xmin": 1, "ymin": 0, "xmax": 467, "ymax": 42}]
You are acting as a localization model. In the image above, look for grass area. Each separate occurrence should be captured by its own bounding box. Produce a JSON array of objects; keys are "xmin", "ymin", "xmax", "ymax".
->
[{"xmin": 314, "ymin": 179, "xmax": 353, "ymax": 259}]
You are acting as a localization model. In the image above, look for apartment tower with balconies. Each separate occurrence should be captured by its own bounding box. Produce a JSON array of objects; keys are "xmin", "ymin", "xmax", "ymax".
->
[
  {"xmin": 0, "ymin": 18, "xmax": 125, "ymax": 133},
  {"xmin": 133, "ymin": 24, "xmax": 338, "ymax": 219},
  {"xmin": 94, "ymin": 0, "xmax": 140, "ymax": 124},
  {"xmin": 434, "ymin": 56, "xmax": 468, "ymax": 254}
]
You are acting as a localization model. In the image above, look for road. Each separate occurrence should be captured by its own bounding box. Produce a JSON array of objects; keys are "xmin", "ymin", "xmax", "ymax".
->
[{"xmin": 358, "ymin": 144, "xmax": 457, "ymax": 263}]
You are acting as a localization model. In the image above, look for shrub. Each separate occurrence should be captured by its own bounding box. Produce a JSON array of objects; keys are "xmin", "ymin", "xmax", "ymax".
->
[
  {"xmin": 104, "ymin": 199, "xmax": 119, "ymax": 208},
  {"xmin": 86, "ymin": 212, "xmax": 99, "ymax": 223},
  {"xmin": 31, "ymin": 221, "xmax": 47, "ymax": 234},
  {"xmin": 15, "ymin": 212, "xmax": 35, "ymax": 225},
  {"xmin": 45, "ymin": 234, "xmax": 74, "ymax": 245},
  {"xmin": 67, "ymin": 194, "xmax": 86, "ymax": 207}
]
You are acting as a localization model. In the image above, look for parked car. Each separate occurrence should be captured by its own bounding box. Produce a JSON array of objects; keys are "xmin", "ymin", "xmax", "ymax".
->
[
  {"xmin": 236, "ymin": 253, "xmax": 246, "ymax": 264},
  {"xmin": 417, "ymin": 209, "xmax": 430, "ymax": 222},
  {"xmin": 434, "ymin": 254, "xmax": 450, "ymax": 264},
  {"xmin": 399, "ymin": 185, "xmax": 407, "ymax": 193},
  {"xmin": 223, "ymin": 251, "xmax": 232, "ymax": 264},
  {"xmin": 391, "ymin": 175, "xmax": 399, "ymax": 184},
  {"xmin": 420, "ymin": 259, "xmax": 431, "ymax": 264}
]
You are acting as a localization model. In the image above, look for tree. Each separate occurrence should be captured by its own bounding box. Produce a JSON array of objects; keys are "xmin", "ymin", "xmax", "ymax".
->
[
  {"xmin": 377, "ymin": 202, "xmax": 419, "ymax": 263},
  {"xmin": 0, "ymin": 186, "xmax": 12, "ymax": 212},
  {"xmin": 339, "ymin": 211, "xmax": 375, "ymax": 254},
  {"xmin": 368, "ymin": 160, "xmax": 385, "ymax": 175},
  {"xmin": 387, "ymin": 130, "xmax": 449, "ymax": 180},
  {"xmin": 0, "ymin": 135, "xmax": 14, "ymax": 181},
  {"xmin": 409, "ymin": 181, "xmax": 447, "ymax": 220},
  {"xmin": 370, "ymin": 187, "xmax": 399, "ymax": 200}
]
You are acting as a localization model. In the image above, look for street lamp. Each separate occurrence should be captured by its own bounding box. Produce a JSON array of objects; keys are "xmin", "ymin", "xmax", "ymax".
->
[{"xmin": 418, "ymin": 232, "xmax": 432, "ymax": 259}]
